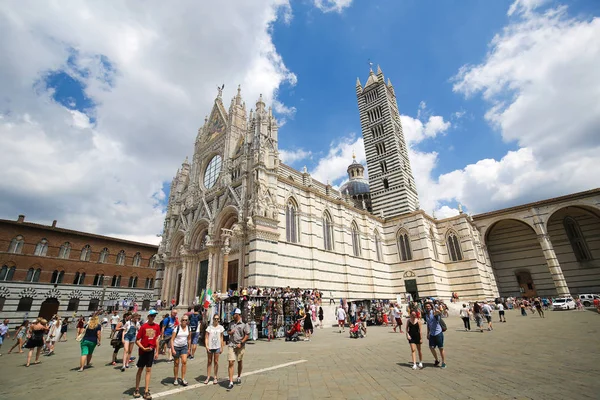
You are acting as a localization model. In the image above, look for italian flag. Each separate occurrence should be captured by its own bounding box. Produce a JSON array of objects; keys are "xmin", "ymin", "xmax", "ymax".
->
[{"xmin": 203, "ymin": 288, "xmax": 213, "ymax": 309}]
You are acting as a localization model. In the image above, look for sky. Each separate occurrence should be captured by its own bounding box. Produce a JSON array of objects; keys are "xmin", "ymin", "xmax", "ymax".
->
[{"xmin": 1, "ymin": 0, "xmax": 599, "ymax": 245}]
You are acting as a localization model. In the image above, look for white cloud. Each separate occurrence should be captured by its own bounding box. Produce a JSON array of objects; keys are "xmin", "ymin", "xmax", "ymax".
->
[
  {"xmin": 279, "ymin": 148, "xmax": 312, "ymax": 165},
  {"xmin": 313, "ymin": 0, "xmax": 353, "ymax": 13},
  {"xmin": 0, "ymin": 1, "xmax": 298, "ymax": 244},
  {"xmin": 507, "ymin": 0, "xmax": 547, "ymax": 16},
  {"xmin": 311, "ymin": 135, "xmax": 365, "ymax": 184},
  {"xmin": 443, "ymin": 2, "xmax": 600, "ymax": 214}
]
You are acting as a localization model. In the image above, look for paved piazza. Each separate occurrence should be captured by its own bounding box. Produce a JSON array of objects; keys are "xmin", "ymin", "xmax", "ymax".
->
[{"xmin": 1, "ymin": 310, "xmax": 598, "ymax": 400}]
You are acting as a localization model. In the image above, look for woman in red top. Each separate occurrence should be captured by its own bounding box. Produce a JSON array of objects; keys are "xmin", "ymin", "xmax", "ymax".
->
[{"xmin": 134, "ymin": 310, "xmax": 161, "ymax": 400}]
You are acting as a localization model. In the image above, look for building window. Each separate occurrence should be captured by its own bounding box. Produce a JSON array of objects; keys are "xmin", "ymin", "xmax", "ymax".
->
[
  {"xmin": 383, "ymin": 178, "xmax": 389, "ymax": 190},
  {"xmin": 17, "ymin": 297, "xmax": 33, "ymax": 312},
  {"xmin": 51, "ymin": 270, "xmax": 64, "ymax": 284},
  {"xmin": 58, "ymin": 242, "xmax": 71, "ymax": 259},
  {"xmin": 8, "ymin": 236, "xmax": 24, "ymax": 254},
  {"xmin": 323, "ymin": 212, "xmax": 334, "ymax": 251},
  {"xmin": 0, "ymin": 297, "xmax": 5, "ymax": 312},
  {"xmin": 0, "ymin": 265, "xmax": 16, "ymax": 281},
  {"xmin": 563, "ymin": 217, "xmax": 593, "ymax": 261},
  {"xmin": 80, "ymin": 245, "xmax": 92, "ymax": 261},
  {"xmin": 88, "ymin": 299, "xmax": 99, "ymax": 311},
  {"xmin": 149, "ymin": 257, "xmax": 156, "ymax": 269},
  {"xmin": 99, "ymin": 248, "xmax": 109, "ymax": 263},
  {"xmin": 93, "ymin": 274, "xmax": 105, "ymax": 286},
  {"xmin": 34, "ymin": 239, "xmax": 49, "ymax": 256},
  {"xmin": 351, "ymin": 222, "xmax": 361, "ymax": 257},
  {"xmin": 286, "ymin": 200, "xmax": 300, "ymax": 243},
  {"xmin": 73, "ymin": 272, "xmax": 86, "ymax": 285},
  {"xmin": 25, "ymin": 268, "xmax": 42, "ymax": 283},
  {"xmin": 374, "ymin": 232, "xmax": 382, "ymax": 262},
  {"xmin": 133, "ymin": 252, "xmax": 141, "ymax": 267},
  {"xmin": 128, "ymin": 276, "xmax": 138, "ymax": 288},
  {"xmin": 116, "ymin": 250, "xmax": 126, "ymax": 265},
  {"xmin": 145, "ymin": 278, "xmax": 154, "ymax": 289},
  {"xmin": 397, "ymin": 232, "xmax": 412, "ymax": 261},
  {"xmin": 67, "ymin": 298, "xmax": 79, "ymax": 312},
  {"xmin": 111, "ymin": 275, "xmax": 121, "ymax": 287},
  {"xmin": 430, "ymin": 228, "xmax": 439, "ymax": 261},
  {"xmin": 447, "ymin": 232, "xmax": 463, "ymax": 261}
]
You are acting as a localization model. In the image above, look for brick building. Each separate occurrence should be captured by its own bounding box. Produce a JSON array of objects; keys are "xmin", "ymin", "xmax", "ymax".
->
[{"xmin": 0, "ymin": 215, "xmax": 158, "ymax": 324}]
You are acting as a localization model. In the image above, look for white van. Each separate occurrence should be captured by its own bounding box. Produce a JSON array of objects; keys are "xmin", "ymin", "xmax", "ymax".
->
[{"xmin": 577, "ymin": 294, "xmax": 600, "ymax": 307}]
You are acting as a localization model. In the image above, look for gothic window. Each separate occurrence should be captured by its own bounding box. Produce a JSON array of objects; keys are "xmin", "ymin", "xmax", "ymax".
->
[
  {"xmin": 563, "ymin": 217, "xmax": 592, "ymax": 261},
  {"xmin": 128, "ymin": 275, "xmax": 138, "ymax": 288},
  {"xmin": 34, "ymin": 239, "xmax": 49, "ymax": 256},
  {"xmin": 149, "ymin": 256, "xmax": 156, "ymax": 269},
  {"xmin": 93, "ymin": 274, "xmax": 105, "ymax": 286},
  {"xmin": 323, "ymin": 212, "xmax": 334, "ymax": 251},
  {"xmin": 375, "ymin": 142, "xmax": 386, "ymax": 155},
  {"xmin": 73, "ymin": 272, "xmax": 86, "ymax": 285},
  {"xmin": 0, "ymin": 265, "xmax": 16, "ymax": 281},
  {"xmin": 383, "ymin": 178, "xmax": 389, "ymax": 190},
  {"xmin": 25, "ymin": 268, "xmax": 41, "ymax": 282},
  {"xmin": 447, "ymin": 232, "xmax": 463, "ymax": 261},
  {"xmin": 397, "ymin": 231, "xmax": 412, "ymax": 261},
  {"xmin": 116, "ymin": 250, "xmax": 126, "ymax": 265},
  {"xmin": 58, "ymin": 242, "xmax": 71, "ymax": 259},
  {"xmin": 17, "ymin": 297, "xmax": 33, "ymax": 312},
  {"xmin": 111, "ymin": 275, "xmax": 121, "ymax": 287},
  {"xmin": 145, "ymin": 277, "xmax": 154, "ymax": 289},
  {"xmin": 51, "ymin": 270, "xmax": 64, "ymax": 284},
  {"xmin": 374, "ymin": 231, "xmax": 383, "ymax": 262},
  {"xmin": 430, "ymin": 228, "xmax": 439, "ymax": 261},
  {"xmin": 380, "ymin": 161, "xmax": 388, "ymax": 173},
  {"xmin": 133, "ymin": 252, "xmax": 141, "ymax": 267},
  {"xmin": 88, "ymin": 299, "xmax": 99, "ymax": 311},
  {"xmin": 99, "ymin": 248, "xmax": 109, "ymax": 263},
  {"xmin": 9, "ymin": 236, "xmax": 24, "ymax": 254},
  {"xmin": 286, "ymin": 199, "xmax": 300, "ymax": 243},
  {"xmin": 80, "ymin": 245, "xmax": 91, "ymax": 262},
  {"xmin": 351, "ymin": 222, "xmax": 361, "ymax": 257}
]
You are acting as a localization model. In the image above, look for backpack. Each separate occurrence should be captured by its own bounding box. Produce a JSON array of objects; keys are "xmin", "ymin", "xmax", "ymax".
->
[
  {"xmin": 189, "ymin": 313, "xmax": 199, "ymax": 332},
  {"xmin": 437, "ymin": 315, "xmax": 447, "ymax": 332}
]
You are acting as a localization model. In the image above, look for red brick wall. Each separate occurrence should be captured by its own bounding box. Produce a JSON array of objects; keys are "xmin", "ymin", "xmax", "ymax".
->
[{"xmin": 0, "ymin": 219, "xmax": 158, "ymax": 288}]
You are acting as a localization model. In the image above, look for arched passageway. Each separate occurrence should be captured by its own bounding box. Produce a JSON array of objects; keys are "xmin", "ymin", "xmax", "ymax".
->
[{"xmin": 486, "ymin": 219, "xmax": 555, "ymax": 298}]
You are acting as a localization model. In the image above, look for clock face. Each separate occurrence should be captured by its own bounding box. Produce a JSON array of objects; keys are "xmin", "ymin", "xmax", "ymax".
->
[{"xmin": 203, "ymin": 155, "xmax": 222, "ymax": 189}]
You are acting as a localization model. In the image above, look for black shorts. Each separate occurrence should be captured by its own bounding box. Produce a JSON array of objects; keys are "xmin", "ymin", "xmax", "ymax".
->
[
  {"xmin": 499, "ymin": 311, "xmax": 505, "ymax": 316},
  {"xmin": 137, "ymin": 349, "xmax": 155, "ymax": 368},
  {"xmin": 485, "ymin": 315, "xmax": 492, "ymax": 323}
]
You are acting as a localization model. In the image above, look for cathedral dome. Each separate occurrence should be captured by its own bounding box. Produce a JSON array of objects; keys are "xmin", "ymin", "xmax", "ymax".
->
[{"xmin": 340, "ymin": 178, "xmax": 370, "ymax": 196}]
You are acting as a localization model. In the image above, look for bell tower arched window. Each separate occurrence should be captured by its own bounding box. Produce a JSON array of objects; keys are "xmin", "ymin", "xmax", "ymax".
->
[
  {"xmin": 351, "ymin": 221, "xmax": 361, "ymax": 257},
  {"xmin": 323, "ymin": 212, "xmax": 334, "ymax": 251}
]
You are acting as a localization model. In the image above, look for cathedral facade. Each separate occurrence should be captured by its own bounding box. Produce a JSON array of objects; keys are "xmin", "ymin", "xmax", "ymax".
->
[{"xmin": 157, "ymin": 67, "xmax": 600, "ymax": 305}]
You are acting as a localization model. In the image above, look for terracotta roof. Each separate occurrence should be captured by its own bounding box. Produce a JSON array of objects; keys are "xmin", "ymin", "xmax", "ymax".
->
[
  {"xmin": 472, "ymin": 188, "xmax": 600, "ymax": 220},
  {"xmin": 0, "ymin": 219, "xmax": 158, "ymax": 249}
]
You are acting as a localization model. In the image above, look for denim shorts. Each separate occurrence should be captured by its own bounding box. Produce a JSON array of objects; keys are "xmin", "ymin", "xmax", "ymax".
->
[
  {"xmin": 124, "ymin": 333, "xmax": 136, "ymax": 342},
  {"xmin": 190, "ymin": 331, "xmax": 200, "ymax": 345},
  {"xmin": 173, "ymin": 345, "xmax": 188, "ymax": 358},
  {"xmin": 428, "ymin": 333, "xmax": 444, "ymax": 348}
]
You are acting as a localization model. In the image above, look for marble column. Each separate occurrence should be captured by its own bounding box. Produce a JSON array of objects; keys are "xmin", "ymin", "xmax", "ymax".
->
[
  {"xmin": 161, "ymin": 264, "xmax": 171, "ymax": 301},
  {"xmin": 221, "ymin": 247, "xmax": 230, "ymax": 294},
  {"xmin": 538, "ymin": 234, "xmax": 571, "ymax": 297},
  {"xmin": 179, "ymin": 258, "xmax": 189, "ymax": 306},
  {"xmin": 206, "ymin": 249, "xmax": 214, "ymax": 292}
]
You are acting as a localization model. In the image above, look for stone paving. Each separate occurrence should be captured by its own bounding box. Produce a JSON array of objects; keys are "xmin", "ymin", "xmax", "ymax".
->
[{"xmin": 0, "ymin": 309, "xmax": 599, "ymax": 400}]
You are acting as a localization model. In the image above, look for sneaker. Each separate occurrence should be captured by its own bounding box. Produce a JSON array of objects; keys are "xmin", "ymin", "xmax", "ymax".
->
[
  {"xmin": 121, "ymin": 366, "xmax": 125, "ymax": 372},
  {"xmin": 188, "ymin": 355, "xmax": 194, "ymax": 360},
  {"xmin": 441, "ymin": 363, "xmax": 447, "ymax": 369},
  {"xmin": 236, "ymin": 376, "xmax": 242, "ymax": 384},
  {"xmin": 434, "ymin": 360, "xmax": 440, "ymax": 367},
  {"xmin": 418, "ymin": 362, "xmax": 423, "ymax": 369},
  {"xmin": 412, "ymin": 364, "xmax": 417, "ymax": 370},
  {"xmin": 174, "ymin": 379, "xmax": 179, "ymax": 386},
  {"xmin": 167, "ymin": 359, "xmax": 173, "ymax": 363},
  {"xmin": 181, "ymin": 380, "xmax": 188, "ymax": 387},
  {"xmin": 227, "ymin": 382, "xmax": 234, "ymax": 390}
]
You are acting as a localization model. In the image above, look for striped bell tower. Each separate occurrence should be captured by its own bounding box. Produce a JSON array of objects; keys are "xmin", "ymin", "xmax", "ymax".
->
[{"xmin": 356, "ymin": 65, "xmax": 419, "ymax": 218}]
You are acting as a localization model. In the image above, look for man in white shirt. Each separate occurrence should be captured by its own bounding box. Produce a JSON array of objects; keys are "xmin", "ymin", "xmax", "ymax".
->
[
  {"xmin": 392, "ymin": 304, "xmax": 403, "ymax": 333},
  {"xmin": 497, "ymin": 302, "xmax": 506, "ymax": 323},
  {"xmin": 109, "ymin": 311, "xmax": 120, "ymax": 338},
  {"xmin": 336, "ymin": 306, "xmax": 346, "ymax": 333}
]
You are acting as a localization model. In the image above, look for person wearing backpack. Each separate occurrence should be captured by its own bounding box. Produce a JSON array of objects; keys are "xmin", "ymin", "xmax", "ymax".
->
[
  {"xmin": 188, "ymin": 306, "xmax": 201, "ymax": 360},
  {"xmin": 424, "ymin": 302, "xmax": 446, "ymax": 369},
  {"xmin": 160, "ymin": 310, "xmax": 179, "ymax": 363}
]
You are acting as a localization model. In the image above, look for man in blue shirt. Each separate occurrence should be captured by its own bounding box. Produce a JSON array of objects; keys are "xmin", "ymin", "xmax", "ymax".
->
[
  {"xmin": 424, "ymin": 302, "xmax": 446, "ymax": 368},
  {"xmin": 160, "ymin": 310, "xmax": 179, "ymax": 363}
]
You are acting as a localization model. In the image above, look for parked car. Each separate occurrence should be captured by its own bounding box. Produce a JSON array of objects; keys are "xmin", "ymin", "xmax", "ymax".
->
[
  {"xmin": 577, "ymin": 294, "xmax": 600, "ymax": 307},
  {"xmin": 553, "ymin": 297, "xmax": 576, "ymax": 310}
]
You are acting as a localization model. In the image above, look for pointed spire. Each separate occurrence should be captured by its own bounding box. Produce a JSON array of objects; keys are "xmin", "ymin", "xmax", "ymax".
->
[
  {"xmin": 183, "ymin": 156, "xmax": 189, "ymax": 165},
  {"xmin": 235, "ymin": 84, "xmax": 242, "ymax": 105},
  {"xmin": 387, "ymin": 78, "xmax": 393, "ymax": 87},
  {"xmin": 256, "ymin": 94, "xmax": 265, "ymax": 112},
  {"xmin": 356, "ymin": 77, "xmax": 362, "ymax": 87},
  {"xmin": 377, "ymin": 64, "xmax": 382, "ymax": 74}
]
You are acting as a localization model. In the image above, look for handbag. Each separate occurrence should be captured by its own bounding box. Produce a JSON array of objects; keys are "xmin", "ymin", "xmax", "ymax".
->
[{"xmin": 76, "ymin": 325, "xmax": 87, "ymax": 342}]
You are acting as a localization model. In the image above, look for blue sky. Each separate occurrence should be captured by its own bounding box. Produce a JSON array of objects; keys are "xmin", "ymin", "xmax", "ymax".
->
[{"xmin": 1, "ymin": 0, "xmax": 599, "ymax": 243}]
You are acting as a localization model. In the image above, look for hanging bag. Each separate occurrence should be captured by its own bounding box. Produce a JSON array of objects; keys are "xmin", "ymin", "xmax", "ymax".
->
[{"xmin": 76, "ymin": 324, "xmax": 88, "ymax": 342}]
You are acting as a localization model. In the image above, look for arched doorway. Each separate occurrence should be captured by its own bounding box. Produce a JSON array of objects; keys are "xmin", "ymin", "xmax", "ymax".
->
[
  {"xmin": 214, "ymin": 209, "xmax": 240, "ymax": 293},
  {"xmin": 486, "ymin": 219, "xmax": 554, "ymax": 298},
  {"xmin": 547, "ymin": 206, "xmax": 600, "ymax": 294},
  {"xmin": 39, "ymin": 298, "xmax": 60, "ymax": 320}
]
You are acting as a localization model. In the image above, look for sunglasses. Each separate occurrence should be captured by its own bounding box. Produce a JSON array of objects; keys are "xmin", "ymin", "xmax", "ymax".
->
[{"xmin": 182, "ymin": 319, "xmax": 189, "ymax": 321}]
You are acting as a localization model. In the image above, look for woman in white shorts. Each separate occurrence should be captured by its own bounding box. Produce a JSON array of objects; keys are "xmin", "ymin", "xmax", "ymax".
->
[
  {"xmin": 170, "ymin": 316, "xmax": 191, "ymax": 386},
  {"xmin": 204, "ymin": 314, "xmax": 224, "ymax": 385}
]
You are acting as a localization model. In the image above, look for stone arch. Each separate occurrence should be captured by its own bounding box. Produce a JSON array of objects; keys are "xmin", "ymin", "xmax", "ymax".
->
[
  {"xmin": 543, "ymin": 201, "xmax": 600, "ymax": 231},
  {"xmin": 479, "ymin": 215, "xmax": 535, "ymax": 242},
  {"xmin": 170, "ymin": 232, "xmax": 185, "ymax": 256},
  {"xmin": 189, "ymin": 218, "xmax": 210, "ymax": 250},
  {"xmin": 485, "ymin": 219, "xmax": 554, "ymax": 298},
  {"xmin": 546, "ymin": 205, "xmax": 600, "ymax": 294}
]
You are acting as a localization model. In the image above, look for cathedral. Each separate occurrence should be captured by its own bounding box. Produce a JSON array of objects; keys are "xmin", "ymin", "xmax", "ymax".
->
[{"xmin": 156, "ymin": 66, "xmax": 600, "ymax": 305}]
